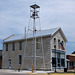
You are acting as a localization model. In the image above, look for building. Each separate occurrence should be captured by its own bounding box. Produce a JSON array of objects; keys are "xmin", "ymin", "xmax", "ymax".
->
[
  {"xmin": 2, "ymin": 27, "xmax": 68, "ymax": 70},
  {"xmin": 72, "ymin": 51, "xmax": 75, "ymax": 54},
  {"xmin": 0, "ymin": 50, "xmax": 2, "ymax": 69},
  {"xmin": 66, "ymin": 51, "xmax": 75, "ymax": 70}
]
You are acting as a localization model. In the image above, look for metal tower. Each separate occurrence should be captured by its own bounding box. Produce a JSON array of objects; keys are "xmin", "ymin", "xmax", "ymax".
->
[{"xmin": 23, "ymin": 4, "xmax": 45, "ymax": 71}]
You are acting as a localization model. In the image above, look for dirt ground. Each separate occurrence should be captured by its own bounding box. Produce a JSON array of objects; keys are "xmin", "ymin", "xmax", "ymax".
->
[{"xmin": 49, "ymin": 73, "xmax": 75, "ymax": 75}]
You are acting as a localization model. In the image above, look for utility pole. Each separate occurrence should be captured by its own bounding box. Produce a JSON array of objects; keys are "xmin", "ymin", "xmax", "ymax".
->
[{"xmin": 54, "ymin": 45, "xmax": 57, "ymax": 72}]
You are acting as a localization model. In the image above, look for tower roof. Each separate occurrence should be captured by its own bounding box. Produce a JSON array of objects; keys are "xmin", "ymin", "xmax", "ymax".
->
[{"xmin": 30, "ymin": 4, "xmax": 40, "ymax": 9}]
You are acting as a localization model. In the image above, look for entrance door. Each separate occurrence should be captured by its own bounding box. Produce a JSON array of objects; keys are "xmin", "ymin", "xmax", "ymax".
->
[{"xmin": 8, "ymin": 59, "xmax": 11, "ymax": 69}]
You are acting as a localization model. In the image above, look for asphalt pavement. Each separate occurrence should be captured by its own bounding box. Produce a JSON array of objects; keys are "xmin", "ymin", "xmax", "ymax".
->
[
  {"xmin": 0, "ymin": 71, "xmax": 38, "ymax": 75},
  {"xmin": 0, "ymin": 69, "xmax": 75, "ymax": 75},
  {"xmin": 0, "ymin": 70, "xmax": 39, "ymax": 75}
]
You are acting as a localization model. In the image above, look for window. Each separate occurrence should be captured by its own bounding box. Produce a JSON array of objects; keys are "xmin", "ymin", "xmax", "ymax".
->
[
  {"xmin": 54, "ymin": 38, "xmax": 56, "ymax": 45},
  {"xmin": 8, "ymin": 59, "xmax": 11, "ymax": 68},
  {"xmin": 52, "ymin": 58, "xmax": 56, "ymax": 67},
  {"xmin": 19, "ymin": 41, "xmax": 22, "ymax": 50},
  {"xmin": 58, "ymin": 39, "xmax": 60, "ymax": 49},
  {"xmin": 19, "ymin": 55, "xmax": 22, "ymax": 65},
  {"xmin": 54, "ymin": 38, "xmax": 56, "ymax": 48},
  {"xmin": 57, "ymin": 53, "xmax": 60, "ymax": 67},
  {"xmin": 52, "ymin": 52, "xmax": 55, "ymax": 57},
  {"xmin": 61, "ymin": 59, "xmax": 65, "ymax": 67},
  {"xmin": 12, "ymin": 42, "xmax": 15, "ymax": 51},
  {"xmin": 70, "ymin": 62, "xmax": 74, "ymax": 67},
  {"xmin": 6, "ymin": 43, "xmax": 8, "ymax": 51},
  {"xmin": 57, "ymin": 53, "xmax": 60, "ymax": 57},
  {"xmin": 52, "ymin": 51, "xmax": 65, "ymax": 68},
  {"xmin": 61, "ymin": 53, "xmax": 65, "ymax": 67},
  {"xmin": 36, "ymin": 38, "xmax": 40, "ymax": 49},
  {"xmin": 61, "ymin": 54, "xmax": 65, "ymax": 58}
]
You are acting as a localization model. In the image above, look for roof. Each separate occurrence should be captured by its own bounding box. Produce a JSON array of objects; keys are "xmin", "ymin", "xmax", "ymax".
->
[
  {"xmin": 3, "ymin": 27, "xmax": 67, "ymax": 42},
  {"xmin": 66, "ymin": 54, "xmax": 75, "ymax": 57},
  {"xmin": 72, "ymin": 51, "xmax": 75, "ymax": 54},
  {"xmin": 30, "ymin": 4, "xmax": 40, "ymax": 9}
]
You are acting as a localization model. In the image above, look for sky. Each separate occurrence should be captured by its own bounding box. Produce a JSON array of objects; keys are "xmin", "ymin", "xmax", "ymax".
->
[{"xmin": 0, "ymin": 0, "xmax": 75, "ymax": 54}]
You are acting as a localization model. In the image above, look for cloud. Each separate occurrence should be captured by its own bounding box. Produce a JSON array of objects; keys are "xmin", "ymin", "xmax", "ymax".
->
[{"xmin": 0, "ymin": 0, "xmax": 75, "ymax": 53}]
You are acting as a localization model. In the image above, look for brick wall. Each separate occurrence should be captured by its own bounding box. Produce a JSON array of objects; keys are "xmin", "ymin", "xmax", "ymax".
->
[{"xmin": 66, "ymin": 55, "xmax": 75, "ymax": 69}]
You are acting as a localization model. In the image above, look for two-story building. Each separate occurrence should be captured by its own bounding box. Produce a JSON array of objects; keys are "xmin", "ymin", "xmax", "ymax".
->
[{"xmin": 2, "ymin": 27, "xmax": 68, "ymax": 70}]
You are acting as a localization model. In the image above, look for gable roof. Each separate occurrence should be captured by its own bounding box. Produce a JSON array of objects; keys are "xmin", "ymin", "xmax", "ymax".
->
[{"xmin": 3, "ymin": 27, "xmax": 68, "ymax": 42}]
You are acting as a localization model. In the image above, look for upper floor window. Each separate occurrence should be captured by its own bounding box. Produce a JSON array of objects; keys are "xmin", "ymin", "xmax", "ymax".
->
[
  {"xmin": 54, "ymin": 38, "xmax": 56, "ymax": 48},
  {"xmin": 6, "ymin": 43, "xmax": 8, "ymax": 51},
  {"xmin": 58, "ymin": 39, "xmax": 60, "ymax": 49},
  {"xmin": 54, "ymin": 38, "xmax": 56, "ymax": 45},
  {"xmin": 36, "ymin": 38, "xmax": 40, "ymax": 49},
  {"xmin": 19, "ymin": 41, "xmax": 22, "ymax": 50},
  {"xmin": 12, "ymin": 42, "xmax": 15, "ymax": 51}
]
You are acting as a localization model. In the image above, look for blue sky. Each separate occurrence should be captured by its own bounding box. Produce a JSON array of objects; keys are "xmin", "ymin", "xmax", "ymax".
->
[{"xmin": 0, "ymin": 0, "xmax": 75, "ymax": 54}]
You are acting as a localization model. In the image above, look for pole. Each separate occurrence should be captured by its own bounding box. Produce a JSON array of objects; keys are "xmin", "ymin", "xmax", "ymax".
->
[
  {"xmin": 24, "ymin": 27, "xmax": 26, "ymax": 38},
  {"xmin": 34, "ymin": 8, "xmax": 36, "ymax": 71},
  {"xmin": 54, "ymin": 45, "xmax": 56, "ymax": 72},
  {"xmin": 32, "ymin": 8, "xmax": 36, "ymax": 72}
]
